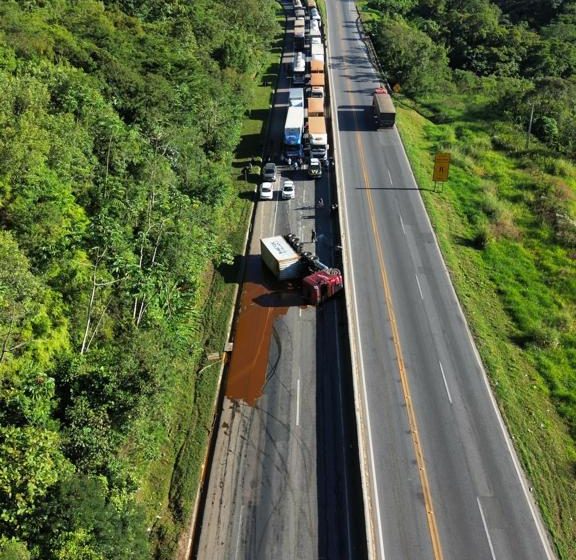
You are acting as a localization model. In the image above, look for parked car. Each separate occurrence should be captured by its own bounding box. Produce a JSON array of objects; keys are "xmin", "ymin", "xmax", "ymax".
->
[
  {"xmin": 262, "ymin": 161, "xmax": 277, "ymax": 181},
  {"xmin": 311, "ymin": 36, "xmax": 322, "ymax": 46},
  {"xmin": 310, "ymin": 8, "xmax": 321, "ymax": 21},
  {"xmin": 260, "ymin": 182, "xmax": 274, "ymax": 200},
  {"xmin": 281, "ymin": 179, "xmax": 295, "ymax": 200}
]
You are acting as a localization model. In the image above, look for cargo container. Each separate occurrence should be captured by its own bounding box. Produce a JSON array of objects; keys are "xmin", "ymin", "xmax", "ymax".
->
[
  {"xmin": 260, "ymin": 236, "xmax": 302, "ymax": 280},
  {"xmin": 372, "ymin": 87, "xmax": 396, "ymax": 128}
]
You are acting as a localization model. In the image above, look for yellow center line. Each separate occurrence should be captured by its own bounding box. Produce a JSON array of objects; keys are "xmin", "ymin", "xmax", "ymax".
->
[{"xmin": 350, "ymin": 105, "xmax": 445, "ymax": 559}]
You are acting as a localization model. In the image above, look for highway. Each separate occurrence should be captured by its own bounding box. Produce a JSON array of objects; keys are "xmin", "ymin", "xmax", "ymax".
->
[
  {"xmin": 193, "ymin": 2, "xmax": 366, "ymax": 558},
  {"xmin": 325, "ymin": 0, "xmax": 557, "ymax": 559}
]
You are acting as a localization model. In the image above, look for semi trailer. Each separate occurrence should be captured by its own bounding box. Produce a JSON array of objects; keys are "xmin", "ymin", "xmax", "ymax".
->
[{"xmin": 373, "ymin": 86, "xmax": 396, "ymax": 128}]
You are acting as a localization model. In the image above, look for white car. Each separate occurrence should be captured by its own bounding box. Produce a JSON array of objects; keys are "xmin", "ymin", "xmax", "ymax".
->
[
  {"xmin": 260, "ymin": 182, "xmax": 274, "ymax": 200},
  {"xmin": 311, "ymin": 36, "xmax": 322, "ymax": 46},
  {"xmin": 281, "ymin": 179, "xmax": 295, "ymax": 200},
  {"xmin": 310, "ymin": 8, "xmax": 321, "ymax": 21}
]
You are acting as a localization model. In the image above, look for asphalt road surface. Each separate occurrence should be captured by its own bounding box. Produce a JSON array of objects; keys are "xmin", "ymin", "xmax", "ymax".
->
[
  {"xmin": 193, "ymin": 3, "xmax": 366, "ymax": 558},
  {"xmin": 325, "ymin": 0, "xmax": 557, "ymax": 559}
]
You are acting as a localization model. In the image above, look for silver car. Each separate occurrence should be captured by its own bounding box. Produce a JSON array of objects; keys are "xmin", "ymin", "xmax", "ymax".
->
[{"xmin": 262, "ymin": 162, "xmax": 277, "ymax": 182}]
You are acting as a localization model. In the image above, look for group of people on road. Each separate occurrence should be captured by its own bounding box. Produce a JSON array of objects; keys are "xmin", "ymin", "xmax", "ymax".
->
[{"xmin": 286, "ymin": 156, "xmax": 303, "ymax": 170}]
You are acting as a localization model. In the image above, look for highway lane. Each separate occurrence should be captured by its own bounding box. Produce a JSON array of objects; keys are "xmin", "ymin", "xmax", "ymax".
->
[
  {"xmin": 193, "ymin": 3, "xmax": 365, "ymax": 557},
  {"xmin": 326, "ymin": 0, "xmax": 556, "ymax": 559}
]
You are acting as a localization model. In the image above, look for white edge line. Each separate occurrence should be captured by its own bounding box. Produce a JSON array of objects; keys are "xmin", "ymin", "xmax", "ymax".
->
[
  {"xmin": 234, "ymin": 504, "xmax": 245, "ymax": 560},
  {"xmin": 296, "ymin": 377, "xmax": 301, "ymax": 427},
  {"xmin": 415, "ymin": 274, "xmax": 424, "ymax": 300},
  {"xmin": 438, "ymin": 361, "xmax": 453, "ymax": 405},
  {"xmin": 394, "ymin": 122, "xmax": 556, "ymax": 559},
  {"xmin": 477, "ymin": 497, "xmax": 497, "ymax": 560},
  {"xmin": 399, "ymin": 212, "xmax": 406, "ymax": 235},
  {"xmin": 327, "ymin": 9, "xmax": 386, "ymax": 560}
]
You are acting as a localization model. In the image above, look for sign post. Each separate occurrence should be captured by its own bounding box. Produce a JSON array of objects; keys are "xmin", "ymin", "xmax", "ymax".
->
[{"xmin": 432, "ymin": 152, "xmax": 451, "ymax": 191}]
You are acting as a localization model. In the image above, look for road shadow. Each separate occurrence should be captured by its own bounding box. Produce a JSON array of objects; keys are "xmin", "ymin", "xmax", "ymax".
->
[
  {"xmin": 253, "ymin": 290, "xmax": 305, "ymax": 307},
  {"xmin": 315, "ymin": 288, "xmax": 368, "ymax": 559},
  {"xmin": 234, "ymin": 119, "xmax": 267, "ymax": 160},
  {"xmin": 337, "ymin": 107, "xmax": 374, "ymax": 132}
]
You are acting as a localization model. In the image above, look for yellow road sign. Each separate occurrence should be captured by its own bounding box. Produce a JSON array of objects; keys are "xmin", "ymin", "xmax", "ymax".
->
[{"xmin": 433, "ymin": 152, "xmax": 451, "ymax": 182}]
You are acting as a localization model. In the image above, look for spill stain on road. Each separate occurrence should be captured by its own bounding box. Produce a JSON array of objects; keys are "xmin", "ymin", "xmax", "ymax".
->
[{"xmin": 225, "ymin": 256, "xmax": 304, "ymax": 406}]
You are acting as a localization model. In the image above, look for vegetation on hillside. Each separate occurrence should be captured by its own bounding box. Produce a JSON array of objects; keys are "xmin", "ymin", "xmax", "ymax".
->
[
  {"xmin": 363, "ymin": 0, "xmax": 576, "ymax": 557},
  {"xmin": 0, "ymin": 0, "xmax": 279, "ymax": 558}
]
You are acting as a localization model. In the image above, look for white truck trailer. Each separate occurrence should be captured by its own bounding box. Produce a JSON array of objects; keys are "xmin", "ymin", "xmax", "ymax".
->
[
  {"xmin": 289, "ymin": 87, "xmax": 305, "ymax": 107},
  {"xmin": 311, "ymin": 43, "xmax": 324, "ymax": 62},
  {"xmin": 260, "ymin": 236, "xmax": 302, "ymax": 280}
]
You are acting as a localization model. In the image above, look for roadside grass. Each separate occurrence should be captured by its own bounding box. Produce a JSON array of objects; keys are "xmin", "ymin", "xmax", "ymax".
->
[
  {"xmin": 317, "ymin": 0, "xmax": 327, "ymax": 24},
  {"xmin": 397, "ymin": 101, "xmax": 576, "ymax": 559},
  {"xmin": 127, "ymin": 5, "xmax": 286, "ymax": 558}
]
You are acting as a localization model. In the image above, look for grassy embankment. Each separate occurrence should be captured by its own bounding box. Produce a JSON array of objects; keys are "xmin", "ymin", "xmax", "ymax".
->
[
  {"xmin": 396, "ymin": 93, "xmax": 576, "ymax": 558},
  {"xmin": 128, "ymin": 5, "xmax": 286, "ymax": 558}
]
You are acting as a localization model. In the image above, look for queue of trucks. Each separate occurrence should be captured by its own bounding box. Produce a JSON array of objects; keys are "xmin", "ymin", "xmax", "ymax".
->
[{"xmin": 284, "ymin": 0, "xmax": 329, "ymax": 165}]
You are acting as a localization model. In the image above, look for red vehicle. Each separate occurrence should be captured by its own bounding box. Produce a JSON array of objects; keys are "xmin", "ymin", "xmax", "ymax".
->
[
  {"xmin": 260, "ymin": 234, "xmax": 344, "ymax": 305},
  {"xmin": 302, "ymin": 269, "xmax": 344, "ymax": 305}
]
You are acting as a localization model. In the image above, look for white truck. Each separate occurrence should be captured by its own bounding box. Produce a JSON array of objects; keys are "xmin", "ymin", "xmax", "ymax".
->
[
  {"xmin": 311, "ymin": 43, "xmax": 324, "ymax": 62},
  {"xmin": 260, "ymin": 236, "xmax": 302, "ymax": 280},
  {"xmin": 307, "ymin": 116, "xmax": 328, "ymax": 160},
  {"xmin": 289, "ymin": 87, "xmax": 305, "ymax": 107},
  {"xmin": 294, "ymin": 17, "xmax": 305, "ymax": 50},
  {"xmin": 292, "ymin": 51, "xmax": 306, "ymax": 85},
  {"xmin": 283, "ymin": 106, "xmax": 305, "ymax": 159},
  {"xmin": 309, "ymin": 25, "xmax": 321, "ymax": 42}
]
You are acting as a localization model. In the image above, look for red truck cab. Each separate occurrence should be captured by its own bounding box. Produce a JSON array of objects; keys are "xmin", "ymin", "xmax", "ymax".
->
[{"xmin": 302, "ymin": 269, "xmax": 344, "ymax": 305}]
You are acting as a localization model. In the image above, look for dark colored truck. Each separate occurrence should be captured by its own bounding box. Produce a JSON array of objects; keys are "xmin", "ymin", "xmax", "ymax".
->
[{"xmin": 373, "ymin": 87, "xmax": 396, "ymax": 128}]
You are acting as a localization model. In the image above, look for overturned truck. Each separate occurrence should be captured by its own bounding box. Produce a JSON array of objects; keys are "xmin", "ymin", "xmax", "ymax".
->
[{"xmin": 260, "ymin": 234, "xmax": 343, "ymax": 305}]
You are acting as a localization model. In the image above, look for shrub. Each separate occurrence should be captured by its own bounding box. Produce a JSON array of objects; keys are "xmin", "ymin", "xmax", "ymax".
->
[
  {"xmin": 471, "ymin": 223, "xmax": 493, "ymax": 249},
  {"xmin": 532, "ymin": 178, "xmax": 576, "ymax": 247}
]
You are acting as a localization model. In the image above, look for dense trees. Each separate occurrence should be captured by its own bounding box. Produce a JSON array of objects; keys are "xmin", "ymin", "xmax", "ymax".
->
[
  {"xmin": 0, "ymin": 0, "xmax": 278, "ymax": 557},
  {"xmin": 368, "ymin": 0, "xmax": 576, "ymax": 154},
  {"xmin": 370, "ymin": 18, "xmax": 451, "ymax": 93}
]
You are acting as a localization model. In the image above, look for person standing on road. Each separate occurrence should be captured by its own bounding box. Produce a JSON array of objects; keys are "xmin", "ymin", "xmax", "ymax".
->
[{"xmin": 311, "ymin": 229, "xmax": 316, "ymax": 242}]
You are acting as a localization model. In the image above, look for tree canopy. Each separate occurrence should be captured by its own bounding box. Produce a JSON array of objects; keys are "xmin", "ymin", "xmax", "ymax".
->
[
  {"xmin": 368, "ymin": 0, "xmax": 576, "ymax": 153},
  {"xmin": 0, "ymin": 0, "xmax": 278, "ymax": 557}
]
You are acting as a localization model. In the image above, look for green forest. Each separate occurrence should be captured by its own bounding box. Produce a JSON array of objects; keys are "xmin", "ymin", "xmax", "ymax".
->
[
  {"xmin": 363, "ymin": 0, "xmax": 576, "ymax": 556},
  {"xmin": 0, "ymin": 0, "xmax": 278, "ymax": 558}
]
